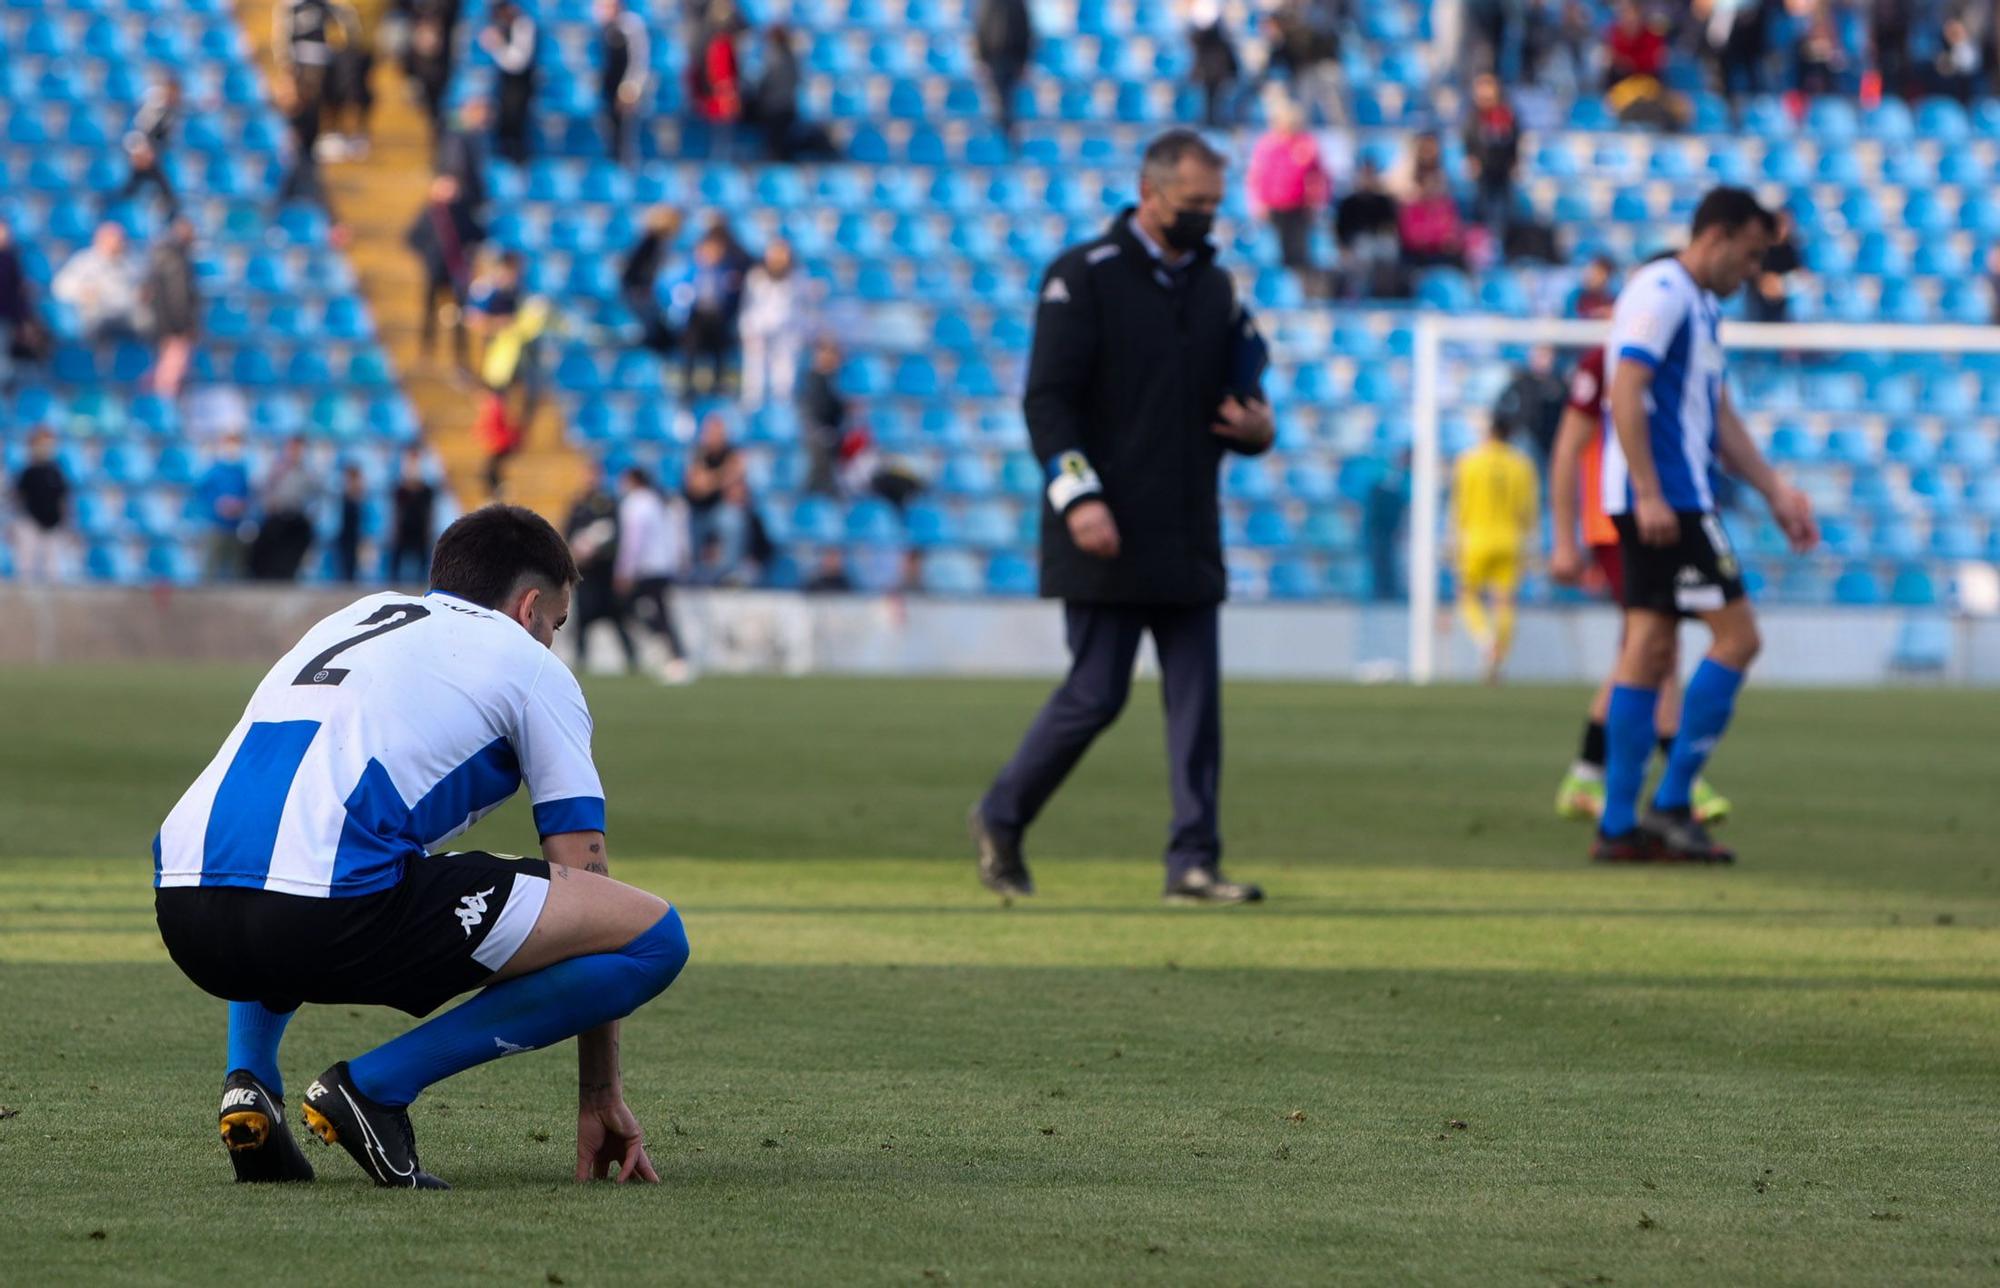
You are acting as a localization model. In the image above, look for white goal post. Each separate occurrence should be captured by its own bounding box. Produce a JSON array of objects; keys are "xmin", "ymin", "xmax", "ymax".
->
[{"xmin": 1407, "ymin": 315, "xmax": 2000, "ymax": 684}]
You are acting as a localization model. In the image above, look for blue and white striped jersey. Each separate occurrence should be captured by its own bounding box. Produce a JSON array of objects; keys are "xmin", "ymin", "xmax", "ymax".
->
[
  {"xmin": 154, "ymin": 591, "xmax": 605, "ymax": 899},
  {"xmin": 1601, "ymin": 257, "xmax": 1727, "ymax": 515}
]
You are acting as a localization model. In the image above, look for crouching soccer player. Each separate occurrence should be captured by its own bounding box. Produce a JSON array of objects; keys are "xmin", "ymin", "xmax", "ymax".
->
[
  {"xmin": 154, "ymin": 506, "xmax": 689, "ymax": 1188},
  {"xmin": 1593, "ymin": 188, "xmax": 1818, "ymax": 864}
]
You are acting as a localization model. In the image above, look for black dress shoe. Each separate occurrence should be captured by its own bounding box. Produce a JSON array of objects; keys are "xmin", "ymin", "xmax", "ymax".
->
[
  {"xmin": 1163, "ymin": 868, "xmax": 1264, "ymax": 905},
  {"xmin": 968, "ymin": 805, "xmax": 1034, "ymax": 896}
]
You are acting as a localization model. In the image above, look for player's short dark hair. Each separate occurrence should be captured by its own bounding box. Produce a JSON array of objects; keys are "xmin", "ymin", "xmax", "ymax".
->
[
  {"xmin": 429, "ymin": 504, "xmax": 579, "ymax": 609},
  {"xmin": 1691, "ymin": 187, "xmax": 1776, "ymax": 239},
  {"xmin": 1141, "ymin": 129, "xmax": 1226, "ymax": 186}
]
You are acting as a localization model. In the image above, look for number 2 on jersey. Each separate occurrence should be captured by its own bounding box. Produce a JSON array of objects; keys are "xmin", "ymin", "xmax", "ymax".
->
[{"xmin": 293, "ymin": 603, "xmax": 432, "ymax": 686}]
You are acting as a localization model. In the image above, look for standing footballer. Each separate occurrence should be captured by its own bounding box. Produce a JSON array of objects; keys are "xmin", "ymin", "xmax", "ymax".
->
[
  {"xmin": 154, "ymin": 506, "xmax": 689, "ymax": 1188},
  {"xmin": 1593, "ymin": 188, "xmax": 1818, "ymax": 864}
]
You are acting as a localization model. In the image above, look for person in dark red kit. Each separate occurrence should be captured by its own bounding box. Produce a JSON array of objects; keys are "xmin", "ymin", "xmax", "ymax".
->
[
  {"xmin": 1604, "ymin": 0, "xmax": 1666, "ymax": 87},
  {"xmin": 691, "ymin": 2, "xmax": 743, "ymax": 155}
]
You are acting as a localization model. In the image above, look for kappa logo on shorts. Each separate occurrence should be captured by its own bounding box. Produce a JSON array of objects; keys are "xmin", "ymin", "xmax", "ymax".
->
[{"xmin": 455, "ymin": 886, "xmax": 497, "ymax": 937}]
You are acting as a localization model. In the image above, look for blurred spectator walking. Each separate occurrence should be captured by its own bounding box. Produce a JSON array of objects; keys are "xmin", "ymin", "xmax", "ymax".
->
[
  {"xmin": 248, "ymin": 437, "xmax": 321, "ymax": 581},
  {"xmin": 195, "ymin": 432, "xmax": 253, "ymax": 580},
  {"xmin": 565, "ymin": 460, "xmax": 637, "ymax": 668},
  {"xmin": 797, "ymin": 337, "xmax": 848, "ymax": 494},
  {"xmin": 1793, "ymin": 10, "xmax": 1847, "ymax": 98},
  {"xmin": 407, "ymin": 174, "xmax": 482, "ymax": 375},
  {"xmin": 474, "ymin": 293, "xmax": 551, "ymax": 497},
  {"xmin": 407, "ymin": 4, "xmax": 457, "ymax": 139},
  {"xmin": 53, "ymin": 223, "xmax": 147, "ymax": 343},
  {"xmin": 275, "ymin": 0, "xmax": 337, "ymax": 122},
  {"xmin": 334, "ymin": 463, "xmax": 368, "ymax": 581},
  {"xmin": 436, "ymin": 99, "xmax": 492, "ymax": 215},
  {"xmin": 974, "ymin": 0, "xmax": 1034, "ymax": 147},
  {"xmin": 384, "ymin": 445, "xmax": 436, "ymax": 582},
  {"xmin": 615, "ymin": 465, "xmax": 694, "ymax": 682},
  {"xmin": 596, "ymin": 0, "xmax": 651, "ymax": 166},
  {"xmin": 320, "ymin": 0, "xmax": 380, "ymax": 160},
  {"xmin": 1746, "ymin": 209, "xmax": 1801, "ymax": 323},
  {"xmin": 273, "ymin": 72, "xmax": 330, "ymax": 208},
  {"xmin": 621, "ymin": 206, "xmax": 682, "ymax": 357},
  {"xmin": 144, "ymin": 218, "xmax": 201, "ymax": 398},
  {"xmin": 118, "ymin": 74, "xmax": 183, "ymax": 216},
  {"xmin": 1246, "ymin": 95, "xmax": 1329, "ymax": 275},
  {"xmin": 1463, "ymin": 73, "xmax": 1521, "ymax": 237},
  {"xmin": 478, "ymin": 0, "xmax": 540, "ymax": 164},
  {"xmin": 11, "ymin": 428, "xmax": 72, "ymax": 584},
  {"xmin": 1260, "ymin": 1, "xmax": 1346, "ymax": 128},
  {"xmin": 1364, "ymin": 451, "xmax": 1409, "ymax": 602},
  {"xmin": 739, "ymin": 238, "xmax": 805, "ymax": 408}
]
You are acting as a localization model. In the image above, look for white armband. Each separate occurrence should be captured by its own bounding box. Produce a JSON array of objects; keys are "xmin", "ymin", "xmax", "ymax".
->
[{"xmin": 1045, "ymin": 451, "xmax": 1103, "ymax": 514}]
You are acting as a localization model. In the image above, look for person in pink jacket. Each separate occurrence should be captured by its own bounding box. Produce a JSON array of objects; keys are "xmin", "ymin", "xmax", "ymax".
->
[{"xmin": 1245, "ymin": 97, "xmax": 1328, "ymax": 274}]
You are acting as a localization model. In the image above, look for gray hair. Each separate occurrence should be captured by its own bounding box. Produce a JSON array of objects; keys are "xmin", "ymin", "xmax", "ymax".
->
[{"xmin": 1141, "ymin": 128, "xmax": 1226, "ymax": 189}]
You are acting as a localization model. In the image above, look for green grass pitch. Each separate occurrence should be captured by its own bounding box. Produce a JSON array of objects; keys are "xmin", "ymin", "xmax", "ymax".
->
[{"xmin": 2, "ymin": 666, "xmax": 1998, "ymax": 1286}]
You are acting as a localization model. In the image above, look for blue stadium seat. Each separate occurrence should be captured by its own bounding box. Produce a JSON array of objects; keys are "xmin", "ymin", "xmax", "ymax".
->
[
  {"xmin": 921, "ymin": 550, "xmax": 981, "ymax": 595},
  {"xmin": 985, "ymin": 550, "xmax": 1037, "ymax": 596},
  {"xmin": 1833, "ymin": 562, "xmax": 1883, "ymax": 605},
  {"xmin": 1889, "ymin": 564, "xmax": 1939, "ymax": 606}
]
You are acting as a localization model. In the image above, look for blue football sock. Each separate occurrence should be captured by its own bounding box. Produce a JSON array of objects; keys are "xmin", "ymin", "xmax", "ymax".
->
[
  {"xmin": 349, "ymin": 907, "xmax": 690, "ymax": 1108},
  {"xmin": 227, "ymin": 1001, "xmax": 296, "ymax": 1098},
  {"xmin": 1600, "ymin": 685, "xmax": 1659, "ymax": 838},
  {"xmin": 1653, "ymin": 658, "xmax": 1744, "ymax": 812}
]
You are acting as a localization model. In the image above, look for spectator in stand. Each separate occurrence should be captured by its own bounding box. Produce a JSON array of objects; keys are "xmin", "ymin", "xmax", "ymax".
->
[
  {"xmin": 750, "ymin": 24, "xmax": 804, "ymax": 162},
  {"xmin": 475, "ymin": 296, "xmax": 551, "ymax": 497},
  {"xmin": 673, "ymin": 222, "xmax": 747, "ymax": 400},
  {"xmin": 320, "ymin": 0, "xmax": 379, "ymax": 161},
  {"xmin": 691, "ymin": 2, "xmax": 744, "ymax": 158},
  {"xmin": 797, "ymin": 336, "xmax": 848, "ymax": 494},
  {"xmin": 682, "ymin": 410, "xmax": 745, "ymax": 555},
  {"xmin": 1567, "ymin": 253, "xmax": 1618, "ymax": 318},
  {"xmin": 1463, "ymin": 73, "xmax": 1521, "ymax": 238},
  {"xmin": 435, "ymin": 98, "xmax": 491, "ymax": 215},
  {"xmin": 478, "ymin": 0, "xmax": 539, "ymax": 165},
  {"xmin": 274, "ymin": 0, "xmax": 338, "ymax": 123},
  {"xmin": 0, "ymin": 218, "xmax": 44, "ymax": 393},
  {"xmin": 334, "ymin": 462, "xmax": 368, "ymax": 582},
  {"xmin": 1492, "ymin": 346, "xmax": 1567, "ymax": 467},
  {"xmin": 118, "ymin": 73, "xmax": 183, "ymax": 216},
  {"xmin": 614, "ymin": 466, "xmax": 694, "ymax": 683},
  {"xmin": 1696, "ymin": 0, "xmax": 1774, "ymax": 104},
  {"xmin": 564, "ymin": 459, "xmax": 636, "ymax": 668},
  {"xmin": 739, "ymin": 238, "xmax": 805, "ymax": 409},
  {"xmin": 1871, "ymin": 0, "xmax": 1912, "ymax": 101},
  {"xmin": 406, "ymin": 173, "xmax": 482, "ymax": 376},
  {"xmin": 384, "ymin": 444, "xmax": 436, "ymax": 582},
  {"xmin": 596, "ymin": 0, "xmax": 651, "ymax": 167},
  {"xmin": 1261, "ymin": 0, "xmax": 1346, "ymax": 128},
  {"xmin": 1186, "ymin": 0, "xmax": 1242, "ymax": 129},
  {"xmin": 621, "ymin": 205, "xmax": 682, "ymax": 357},
  {"xmin": 692, "ymin": 475, "xmax": 768, "ymax": 586},
  {"xmin": 465, "ymin": 248, "xmax": 524, "ymax": 374},
  {"xmin": 144, "ymin": 218, "xmax": 201, "ymax": 398},
  {"xmin": 1793, "ymin": 9, "xmax": 1847, "ymax": 98},
  {"xmin": 1604, "ymin": 0, "xmax": 1683, "ymax": 127},
  {"xmin": 273, "ymin": 72, "xmax": 329, "ymax": 209},
  {"xmin": 1746, "ymin": 208, "xmax": 1801, "ymax": 323},
  {"xmin": 1398, "ymin": 173, "xmax": 1468, "ymax": 271},
  {"xmin": 1363, "ymin": 450, "xmax": 1409, "ymax": 602},
  {"xmin": 974, "ymin": 0, "xmax": 1035, "ymax": 147},
  {"xmin": 1934, "ymin": 14, "xmax": 1983, "ymax": 103},
  {"xmin": 11, "ymin": 428, "xmax": 71, "ymax": 584},
  {"xmin": 803, "ymin": 547, "xmax": 852, "ymax": 593},
  {"xmin": 248, "ymin": 436, "xmax": 321, "ymax": 581},
  {"xmin": 194, "ymin": 431, "xmax": 252, "ymax": 580},
  {"xmin": 407, "ymin": 5, "xmax": 456, "ymax": 140},
  {"xmin": 1393, "ymin": 130, "xmax": 1447, "ymax": 200},
  {"xmin": 53, "ymin": 223, "xmax": 148, "ymax": 343},
  {"xmin": 1333, "ymin": 156, "xmax": 1403, "ymax": 298},
  {"xmin": 1247, "ymin": 95, "xmax": 1329, "ymax": 276}
]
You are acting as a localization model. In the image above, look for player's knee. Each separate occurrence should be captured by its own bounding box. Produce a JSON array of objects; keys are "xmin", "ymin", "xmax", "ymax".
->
[
  {"xmin": 615, "ymin": 905, "xmax": 690, "ymax": 1009},
  {"xmin": 1059, "ymin": 682, "xmax": 1130, "ymax": 729},
  {"xmin": 1715, "ymin": 620, "xmax": 1761, "ymax": 670}
]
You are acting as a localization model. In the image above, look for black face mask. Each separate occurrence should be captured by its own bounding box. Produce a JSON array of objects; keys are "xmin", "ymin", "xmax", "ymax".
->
[{"xmin": 1162, "ymin": 207, "xmax": 1214, "ymax": 252}]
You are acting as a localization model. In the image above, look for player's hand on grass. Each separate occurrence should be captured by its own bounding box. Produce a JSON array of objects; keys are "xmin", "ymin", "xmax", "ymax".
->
[
  {"xmin": 1634, "ymin": 493, "xmax": 1679, "ymax": 547},
  {"xmin": 1066, "ymin": 499, "xmax": 1121, "ymax": 559},
  {"xmin": 1549, "ymin": 540, "xmax": 1585, "ymax": 585},
  {"xmin": 576, "ymin": 1099, "xmax": 660, "ymax": 1184},
  {"xmin": 1770, "ymin": 483, "xmax": 1819, "ymax": 553},
  {"xmin": 1211, "ymin": 395, "xmax": 1275, "ymax": 451}
]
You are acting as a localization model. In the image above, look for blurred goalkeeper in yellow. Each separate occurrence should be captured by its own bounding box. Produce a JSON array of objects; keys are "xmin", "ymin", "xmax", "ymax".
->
[{"xmin": 1450, "ymin": 416, "xmax": 1539, "ymax": 683}]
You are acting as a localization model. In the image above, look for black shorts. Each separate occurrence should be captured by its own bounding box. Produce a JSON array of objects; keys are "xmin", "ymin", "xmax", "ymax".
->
[
  {"xmin": 155, "ymin": 852, "xmax": 552, "ymax": 1017},
  {"xmin": 1612, "ymin": 510, "xmax": 1747, "ymax": 618}
]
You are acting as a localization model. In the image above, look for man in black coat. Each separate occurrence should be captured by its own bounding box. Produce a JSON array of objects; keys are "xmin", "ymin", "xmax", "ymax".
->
[{"xmin": 971, "ymin": 129, "xmax": 1275, "ymax": 905}]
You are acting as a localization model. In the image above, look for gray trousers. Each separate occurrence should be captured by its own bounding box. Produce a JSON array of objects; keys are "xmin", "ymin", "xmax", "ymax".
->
[{"xmin": 982, "ymin": 601, "xmax": 1222, "ymax": 881}]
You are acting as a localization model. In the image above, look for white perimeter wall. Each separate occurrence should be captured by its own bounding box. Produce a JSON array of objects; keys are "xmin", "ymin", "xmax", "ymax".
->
[{"xmin": 3, "ymin": 586, "xmax": 1996, "ymax": 686}]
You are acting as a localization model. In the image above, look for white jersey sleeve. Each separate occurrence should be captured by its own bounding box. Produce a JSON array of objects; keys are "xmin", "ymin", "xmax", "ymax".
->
[{"xmin": 515, "ymin": 654, "xmax": 606, "ymax": 837}]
